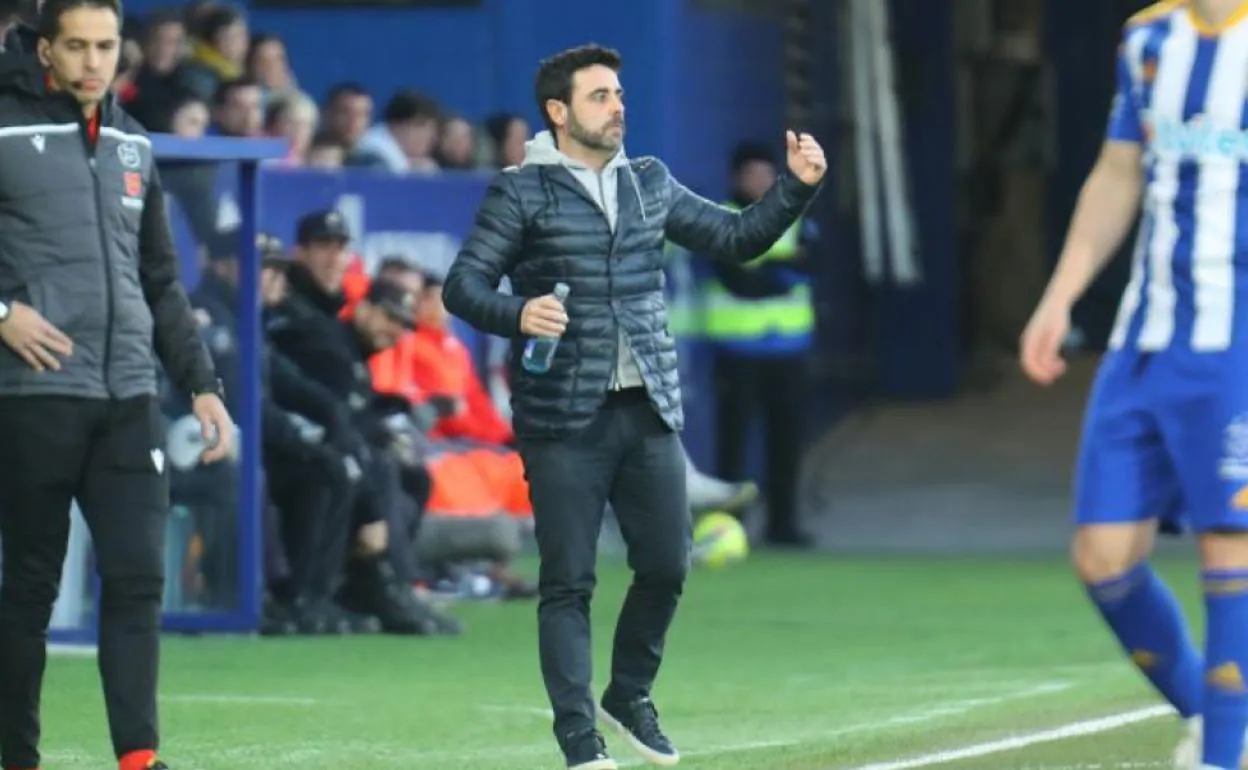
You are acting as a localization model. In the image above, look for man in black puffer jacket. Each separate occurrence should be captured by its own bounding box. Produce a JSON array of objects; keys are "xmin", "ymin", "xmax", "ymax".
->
[{"xmin": 443, "ymin": 43, "xmax": 826, "ymax": 770}]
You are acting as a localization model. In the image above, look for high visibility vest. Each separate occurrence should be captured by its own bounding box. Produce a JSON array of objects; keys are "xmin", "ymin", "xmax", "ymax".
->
[
  {"xmin": 701, "ymin": 201, "xmax": 814, "ymax": 350},
  {"xmin": 663, "ymin": 241, "xmax": 703, "ymax": 337}
]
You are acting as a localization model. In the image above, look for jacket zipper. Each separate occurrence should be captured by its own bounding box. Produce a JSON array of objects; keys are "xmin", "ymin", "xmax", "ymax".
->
[
  {"xmin": 597, "ymin": 170, "xmax": 623, "ymax": 391},
  {"xmin": 83, "ymin": 124, "xmax": 114, "ymax": 397}
]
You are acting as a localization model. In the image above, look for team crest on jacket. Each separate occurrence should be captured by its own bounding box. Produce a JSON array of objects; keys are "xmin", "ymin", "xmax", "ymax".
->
[
  {"xmin": 117, "ymin": 141, "xmax": 142, "ymax": 169},
  {"xmin": 122, "ymin": 171, "xmax": 144, "ymax": 210}
]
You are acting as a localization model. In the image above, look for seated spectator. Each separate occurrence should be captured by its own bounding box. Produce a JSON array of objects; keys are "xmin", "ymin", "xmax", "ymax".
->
[
  {"xmin": 246, "ymin": 32, "xmax": 301, "ymax": 102},
  {"xmin": 342, "ymin": 262, "xmax": 537, "ymax": 599},
  {"xmin": 264, "ymin": 91, "xmax": 318, "ymax": 164},
  {"xmin": 176, "ymin": 3, "xmax": 248, "ymax": 102},
  {"xmin": 187, "ymin": 234, "xmax": 379, "ymax": 635},
  {"xmin": 167, "ymin": 92, "xmax": 209, "ymax": 137},
  {"xmin": 321, "ymin": 82, "xmax": 372, "ymax": 158},
  {"xmin": 394, "ymin": 274, "xmax": 514, "ymax": 447},
  {"xmin": 350, "ymin": 89, "xmax": 440, "ymax": 173},
  {"xmin": 435, "ymin": 114, "xmax": 478, "ymax": 170},
  {"xmin": 266, "ymin": 210, "xmax": 461, "ymax": 635},
  {"xmin": 122, "ymin": 9, "xmax": 187, "ymax": 131},
  {"xmin": 483, "ymin": 112, "xmax": 529, "ymax": 169},
  {"xmin": 305, "ymin": 132, "xmax": 346, "ymax": 169},
  {"xmin": 149, "ymin": 91, "xmax": 220, "ymax": 268},
  {"xmin": 211, "ymin": 77, "xmax": 263, "ymax": 137}
]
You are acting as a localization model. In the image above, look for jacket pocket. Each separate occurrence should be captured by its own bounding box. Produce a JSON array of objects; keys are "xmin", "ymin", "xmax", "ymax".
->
[{"xmin": 29, "ymin": 278, "xmax": 86, "ymax": 335}]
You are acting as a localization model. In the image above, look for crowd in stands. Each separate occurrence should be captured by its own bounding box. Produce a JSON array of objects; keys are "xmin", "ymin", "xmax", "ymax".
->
[
  {"xmin": 92, "ymin": 0, "xmax": 762, "ymax": 638},
  {"xmin": 115, "ymin": 0, "xmax": 529, "ymax": 172}
]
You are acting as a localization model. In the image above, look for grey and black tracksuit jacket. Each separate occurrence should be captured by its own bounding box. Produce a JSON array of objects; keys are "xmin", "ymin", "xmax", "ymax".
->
[{"xmin": 0, "ymin": 55, "xmax": 217, "ymax": 400}]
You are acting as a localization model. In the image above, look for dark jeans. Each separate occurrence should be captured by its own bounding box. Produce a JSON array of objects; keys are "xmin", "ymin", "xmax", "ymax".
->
[
  {"xmin": 0, "ymin": 396, "xmax": 169, "ymax": 767},
  {"xmin": 517, "ymin": 388, "xmax": 691, "ymax": 745},
  {"xmin": 714, "ymin": 351, "xmax": 808, "ymax": 540}
]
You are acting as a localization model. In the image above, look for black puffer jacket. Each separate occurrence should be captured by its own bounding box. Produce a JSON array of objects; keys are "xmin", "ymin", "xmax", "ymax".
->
[{"xmin": 444, "ymin": 141, "xmax": 820, "ymax": 439}]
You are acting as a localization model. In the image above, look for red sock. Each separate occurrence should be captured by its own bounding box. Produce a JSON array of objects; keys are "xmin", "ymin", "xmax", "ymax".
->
[{"xmin": 118, "ymin": 749, "xmax": 156, "ymax": 770}]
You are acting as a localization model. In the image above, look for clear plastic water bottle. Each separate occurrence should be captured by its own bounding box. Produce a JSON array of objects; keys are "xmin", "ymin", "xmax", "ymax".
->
[{"xmin": 521, "ymin": 282, "xmax": 570, "ymax": 374}]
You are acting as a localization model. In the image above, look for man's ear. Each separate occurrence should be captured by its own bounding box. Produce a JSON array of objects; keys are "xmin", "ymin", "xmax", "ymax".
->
[
  {"xmin": 35, "ymin": 37, "xmax": 49, "ymax": 68},
  {"xmin": 545, "ymin": 99, "xmax": 566, "ymax": 131}
]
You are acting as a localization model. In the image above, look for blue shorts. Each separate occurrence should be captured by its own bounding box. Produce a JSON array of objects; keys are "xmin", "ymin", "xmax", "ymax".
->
[{"xmin": 1073, "ymin": 348, "xmax": 1248, "ymax": 533}]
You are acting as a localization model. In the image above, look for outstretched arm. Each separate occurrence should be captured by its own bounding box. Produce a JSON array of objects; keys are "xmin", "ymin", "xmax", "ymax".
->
[{"xmin": 664, "ymin": 132, "xmax": 826, "ymax": 263}]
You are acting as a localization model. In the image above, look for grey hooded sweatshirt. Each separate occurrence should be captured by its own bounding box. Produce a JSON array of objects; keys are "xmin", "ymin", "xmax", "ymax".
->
[{"xmin": 520, "ymin": 131, "xmax": 644, "ymax": 390}]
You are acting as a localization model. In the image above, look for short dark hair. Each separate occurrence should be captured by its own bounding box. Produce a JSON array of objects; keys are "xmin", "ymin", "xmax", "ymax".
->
[
  {"xmin": 731, "ymin": 141, "xmax": 776, "ymax": 173},
  {"xmin": 325, "ymin": 81, "xmax": 369, "ymax": 107},
  {"xmin": 383, "ymin": 89, "xmax": 438, "ymax": 125},
  {"xmin": 190, "ymin": 4, "xmax": 241, "ymax": 46},
  {"xmin": 38, "ymin": 0, "xmax": 120, "ymax": 40},
  {"xmin": 212, "ymin": 76, "xmax": 258, "ymax": 107},
  {"xmin": 534, "ymin": 43, "xmax": 621, "ymax": 136},
  {"xmin": 376, "ymin": 256, "xmax": 417, "ymax": 278}
]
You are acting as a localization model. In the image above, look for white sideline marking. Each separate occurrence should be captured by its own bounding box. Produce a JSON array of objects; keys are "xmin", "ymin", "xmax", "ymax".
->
[
  {"xmin": 164, "ymin": 694, "xmax": 319, "ymax": 706},
  {"xmin": 616, "ymin": 739, "xmax": 798, "ymax": 766},
  {"xmin": 1030, "ymin": 764, "xmax": 1167, "ymax": 769},
  {"xmin": 481, "ymin": 681, "xmax": 1074, "ymax": 765},
  {"xmin": 842, "ymin": 705, "xmax": 1173, "ymax": 770},
  {"xmin": 478, "ymin": 704, "xmax": 555, "ymax": 718}
]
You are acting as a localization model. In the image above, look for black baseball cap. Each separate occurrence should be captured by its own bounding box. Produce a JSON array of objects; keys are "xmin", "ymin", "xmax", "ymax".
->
[
  {"xmin": 365, "ymin": 279, "xmax": 416, "ymax": 329},
  {"xmin": 295, "ymin": 209, "xmax": 350, "ymax": 246}
]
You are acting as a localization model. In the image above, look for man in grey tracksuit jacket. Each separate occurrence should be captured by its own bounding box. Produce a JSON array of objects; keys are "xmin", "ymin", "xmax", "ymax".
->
[{"xmin": 0, "ymin": 13, "xmax": 227, "ymax": 770}]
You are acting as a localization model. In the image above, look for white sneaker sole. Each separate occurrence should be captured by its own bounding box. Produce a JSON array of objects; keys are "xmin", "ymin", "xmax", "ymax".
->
[
  {"xmin": 1172, "ymin": 716, "xmax": 1248, "ymax": 769},
  {"xmin": 597, "ymin": 706, "xmax": 681, "ymax": 767},
  {"xmin": 568, "ymin": 758, "xmax": 617, "ymax": 770}
]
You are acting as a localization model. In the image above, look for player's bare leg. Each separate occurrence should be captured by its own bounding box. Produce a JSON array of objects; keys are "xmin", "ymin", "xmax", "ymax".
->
[{"xmin": 1071, "ymin": 522, "xmax": 1158, "ymax": 584}]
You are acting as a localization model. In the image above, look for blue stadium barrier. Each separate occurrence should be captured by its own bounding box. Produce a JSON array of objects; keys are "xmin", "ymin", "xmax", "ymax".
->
[
  {"xmin": 49, "ymin": 135, "xmax": 286, "ymax": 644},
  {"xmin": 158, "ymin": 136, "xmax": 288, "ymax": 634}
]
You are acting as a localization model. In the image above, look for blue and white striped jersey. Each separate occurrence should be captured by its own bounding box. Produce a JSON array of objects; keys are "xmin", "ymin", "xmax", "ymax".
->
[{"xmin": 1107, "ymin": 0, "xmax": 1248, "ymax": 353}]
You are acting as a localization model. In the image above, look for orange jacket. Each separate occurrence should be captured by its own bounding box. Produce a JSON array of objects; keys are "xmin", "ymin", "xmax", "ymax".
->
[
  {"xmin": 342, "ymin": 275, "xmax": 512, "ymax": 444},
  {"xmin": 401, "ymin": 326, "xmax": 513, "ymax": 445},
  {"xmin": 340, "ymin": 269, "xmax": 369, "ymax": 319}
]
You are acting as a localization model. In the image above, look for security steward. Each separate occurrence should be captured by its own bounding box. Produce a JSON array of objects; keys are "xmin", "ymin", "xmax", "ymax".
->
[
  {"xmin": 0, "ymin": 3, "xmax": 232, "ymax": 770},
  {"xmin": 703, "ymin": 141, "xmax": 818, "ymax": 548}
]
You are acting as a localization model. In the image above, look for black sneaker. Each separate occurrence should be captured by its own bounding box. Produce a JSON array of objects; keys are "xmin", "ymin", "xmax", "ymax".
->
[
  {"xmin": 562, "ymin": 728, "xmax": 617, "ymax": 770},
  {"xmin": 598, "ymin": 695, "xmax": 680, "ymax": 766},
  {"xmin": 258, "ymin": 599, "xmax": 298, "ymax": 637}
]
